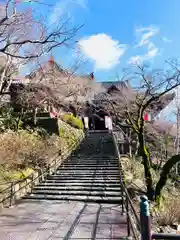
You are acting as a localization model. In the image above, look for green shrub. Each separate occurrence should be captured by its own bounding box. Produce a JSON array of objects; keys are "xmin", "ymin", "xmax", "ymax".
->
[
  {"xmin": 59, "ymin": 126, "xmax": 74, "ymax": 146},
  {"xmin": 62, "ymin": 114, "xmax": 84, "ymax": 130},
  {"xmin": 59, "ymin": 119, "xmax": 84, "ymax": 150}
]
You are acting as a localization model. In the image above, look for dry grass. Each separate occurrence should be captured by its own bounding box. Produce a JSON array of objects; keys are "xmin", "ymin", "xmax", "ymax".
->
[
  {"xmin": 121, "ymin": 156, "xmax": 180, "ymax": 228},
  {"xmin": 156, "ymin": 194, "xmax": 180, "ymax": 226},
  {"xmin": 0, "ymin": 121, "xmax": 84, "ymax": 200},
  {"xmin": 0, "ymin": 122, "xmax": 83, "ymax": 173},
  {"xmin": 121, "ymin": 156, "xmax": 158, "ymax": 188},
  {"xmin": 0, "ymin": 130, "xmax": 63, "ymax": 170}
]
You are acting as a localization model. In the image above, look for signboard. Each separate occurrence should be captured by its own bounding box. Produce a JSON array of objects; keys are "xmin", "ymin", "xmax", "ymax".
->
[
  {"xmin": 143, "ymin": 112, "xmax": 152, "ymax": 121},
  {"xmin": 84, "ymin": 117, "xmax": 89, "ymax": 129},
  {"xmin": 105, "ymin": 116, "xmax": 109, "ymax": 128},
  {"xmin": 105, "ymin": 116, "xmax": 113, "ymax": 130},
  {"xmin": 50, "ymin": 111, "xmax": 57, "ymax": 118}
]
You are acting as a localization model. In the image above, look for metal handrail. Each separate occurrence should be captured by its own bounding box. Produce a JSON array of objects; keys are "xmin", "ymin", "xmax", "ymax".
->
[
  {"xmin": 112, "ymin": 130, "xmax": 180, "ymax": 240},
  {"xmin": 0, "ymin": 153, "xmax": 60, "ymax": 195},
  {"xmin": 152, "ymin": 233, "xmax": 180, "ymax": 239},
  {"xmin": 123, "ymin": 185, "xmax": 141, "ymax": 228},
  {"xmin": 112, "ymin": 131, "xmax": 140, "ymax": 239},
  {"xmin": 0, "ymin": 133, "xmax": 84, "ymax": 207},
  {"xmin": 0, "ymin": 182, "xmax": 11, "ymax": 186}
]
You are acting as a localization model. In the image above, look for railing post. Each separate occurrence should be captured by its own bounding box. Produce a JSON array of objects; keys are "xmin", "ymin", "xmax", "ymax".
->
[
  {"xmin": 31, "ymin": 174, "xmax": 34, "ymax": 190},
  {"xmin": 55, "ymin": 157, "xmax": 57, "ymax": 173},
  {"xmin": 48, "ymin": 164, "xmax": 51, "ymax": 176},
  {"xmin": 121, "ymin": 184, "xmax": 125, "ymax": 215},
  {"xmin": 9, "ymin": 182, "xmax": 13, "ymax": 207},
  {"xmin": 126, "ymin": 198, "xmax": 131, "ymax": 236},
  {"xmin": 121, "ymin": 143, "xmax": 124, "ymax": 154},
  {"xmin": 140, "ymin": 195, "xmax": 151, "ymax": 240}
]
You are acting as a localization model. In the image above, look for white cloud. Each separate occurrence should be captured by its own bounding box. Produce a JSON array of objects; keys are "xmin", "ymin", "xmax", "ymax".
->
[
  {"xmin": 129, "ymin": 25, "xmax": 159, "ymax": 65},
  {"xmin": 128, "ymin": 56, "xmax": 142, "ymax": 65},
  {"xmin": 78, "ymin": 34, "xmax": 127, "ymax": 70},
  {"xmin": 147, "ymin": 42, "xmax": 155, "ymax": 50},
  {"xmin": 162, "ymin": 36, "xmax": 172, "ymax": 43},
  {"xmin": 146, "ymin": 47, "xmax": 158, "ymax": 58},
  {"xmin": 128, "ymin": 46, "xmax": 159, "ymax": 65},
  {"xmin": 76, "ymin": 0, "xmax": 87, "ymax": 8},
  {"xmin": 136, "ymin": 26, "xmax": 159, "ymax": 47},
  {"xmin": 49, "ymin": 0, "xmax": 87, "ymax": 25}
]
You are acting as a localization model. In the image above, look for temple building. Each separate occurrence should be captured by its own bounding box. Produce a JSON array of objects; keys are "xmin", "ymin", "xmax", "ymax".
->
[
  {"xmin": 7, "ymin": 56, "xmax": 175, "ymax": 132},
  {"xmin": 89, "ymin": 80, "xmax": 175, "ymax": 131}
]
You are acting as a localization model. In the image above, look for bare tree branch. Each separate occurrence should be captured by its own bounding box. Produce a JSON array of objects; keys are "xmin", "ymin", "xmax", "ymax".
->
[{"xmin": 0, "ymin": 0, "xmax": 82, "ymax": 59}]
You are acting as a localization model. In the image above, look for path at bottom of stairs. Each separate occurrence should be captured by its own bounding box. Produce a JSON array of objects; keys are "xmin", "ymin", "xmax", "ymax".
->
[{"xmin": 0, "ymin": 200, "xmax": 127, "ymax": 240}]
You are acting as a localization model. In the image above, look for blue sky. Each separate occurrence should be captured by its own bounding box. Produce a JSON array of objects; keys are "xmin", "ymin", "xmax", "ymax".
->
[
  {"xmin": 15, "ymin": 0, "xmax": 180, "ymax": 120},
  {"xmin": 21, "ymin": 0, "xmax": 180, "ymax": 82}
]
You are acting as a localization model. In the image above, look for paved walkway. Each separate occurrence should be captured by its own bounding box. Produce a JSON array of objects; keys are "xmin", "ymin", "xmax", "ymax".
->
[{"xmin": 0, "ymin": 200, "xmax": 127, "ymax": 240}]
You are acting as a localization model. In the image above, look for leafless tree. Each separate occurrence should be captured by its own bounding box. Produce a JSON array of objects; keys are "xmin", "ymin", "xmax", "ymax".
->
[
  {"xmin": 0, "ymin": 1, "xmax": 80, "ymax": 59},
  {"xmin": 91, "ymin": 62, "xmax": 180, "ymax": 202},
  {"xmin": 0, "ymin": 0, "xmax": 85, "ymax": 107},
  {"xmin": 118, "ymin": 62, "xmax": 180, "ymax": 201},
  {"xmin": 0, "ymin": 55, "xmax": 23, "ymax": 93},
  {"xmin": 171, "ymin": 86, "xmax": 180, "ymax": 174},
  {"xmin": 145, "ymin": 121, "xmax": 174, "ymax": 170}
]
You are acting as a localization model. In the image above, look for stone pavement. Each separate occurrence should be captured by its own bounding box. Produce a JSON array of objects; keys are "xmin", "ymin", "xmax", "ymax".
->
[{"xmin": 0, "ymin": 200, "xmax": 127, "ymax": 240}]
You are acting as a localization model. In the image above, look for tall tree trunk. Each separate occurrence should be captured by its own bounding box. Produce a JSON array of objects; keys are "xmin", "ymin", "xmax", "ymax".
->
[
  {"xmin": 175, "ymin": 109, "xmax": 180, "ymax": 174},
  {"xmin": 155, "ymin": 154, "xmax": 180, "ymax": 203},
  {"xmin": 158, "ymin": 149, "xmax": 163, "ymax": 170},
  {"xmin": 138, "ymin": 132, "xmax": 154, "ymax": 200},
  {"xmin": 0, "ymin": 58, "xmax": 9, "ymax": 93}
]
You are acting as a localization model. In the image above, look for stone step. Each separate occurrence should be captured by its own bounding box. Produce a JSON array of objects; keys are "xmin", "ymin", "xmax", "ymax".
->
[
  {"xmin": 59, "ymin": 167, "xmax": 119, "ymax": 170},
  {"xmin": 68, "ymin": 157, "xmax": 118, "ymax": 158},
  {"xmin": 39, "ymin": 182, "xmax": 121, "ymax": 187},
  {"xmin": 54, "ymin": 175, "xmax": 120, "ymax": 179},
  {"xmin": 58, "ymin": 167, "xmax": 119, "ymax": 171},
  {"xmin": 34, "ymin": 186, "xmax": 121, "ymax": 191},
  {"xmin": 31, "ymin": 189, "xmax": 121, "ymax": 197},
  {"xmin": 49, "ymin": 177, "xmax": 120, "ymax": 181},
  {"xmin": 53, "ymin": 173, "xmax": 120, "ymax": 177},
  {"xmin": 44, "ymin": 179, "xmax": 120, "ymax": 184},
  {"xmin": 69, "ymin": 156, "xmax": 116, "ymax": 158},
  {"xmin": 57, "ymin": 165, "xmax": 119, "ymax": 172},
  {"xmin": 67, "ymin": 155, "xmax": 117, "ymax": 158},
  {"xmin": 58, "ymin": 170, "xmax": 119, "ymax": 173},
  {"xmin": 67, "ymin": 159, "xmax": 118, "ymax": 162},
  {"xmin": 60, "ymin": 167, "xmax": 119, "ymax": 170},
  {"xmin": 65, "ymin": 157, "xmax": 117, "ymax": 159},
  {"xmin": 68, "ymin": 156, "xmax": 118, "ymax": 159},
  {"xmin": 55, "ymin": 171, "xmax": 119, "ymax": 175},
  {"xmin": 47, "ymin": 175, "xmax": 119, "ymax": 180},
  {"xmin": 63, "ymin": 161, "xmax": 118, "ymax": 163},
  {"xmin": 63, "ymin": 163, "xmax": 118, "ymax": 166},
  {"xmin": 57, "ymin": 170, "xmax": 119, "ymax": 174},
  {"xmin": 25, "ymin": 194, "xmax": 122, "ymax": 204},
  {"xmin": 70, "ymin": 155, "xmax": 117, "ymax": 158},
  {"xmin": 59, "ymin": 166, "xmax": 119, "ymax": 170},
  {"xmin": 62, "ymin": 163, "xmax": 119, "ymax": 167}
]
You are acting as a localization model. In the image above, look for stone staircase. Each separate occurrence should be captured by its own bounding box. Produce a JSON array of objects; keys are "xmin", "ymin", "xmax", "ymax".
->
[{"xmin": 24, "ymin": 131, "xmax": 122, "ymax": 204}]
